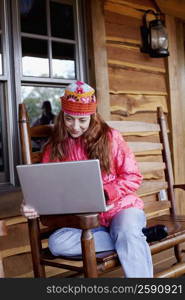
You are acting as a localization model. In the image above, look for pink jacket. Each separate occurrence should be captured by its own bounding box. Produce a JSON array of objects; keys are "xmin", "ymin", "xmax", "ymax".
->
[{"xmin": 42, "ymin": 128, "xmax": 143, "ymax": 227}]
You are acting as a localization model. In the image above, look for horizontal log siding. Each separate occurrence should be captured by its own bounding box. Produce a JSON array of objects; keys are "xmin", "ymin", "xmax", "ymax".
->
[
  {"xmin": 104, "ymin": 0, "xmax": 168, "ymax": 118},
  {"xmin": 104, "ymin": 0, "xmax": 170, "ymax": 217}
]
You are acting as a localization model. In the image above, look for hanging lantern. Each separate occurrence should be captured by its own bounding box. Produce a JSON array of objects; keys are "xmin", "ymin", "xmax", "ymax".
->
[{"xmin": 140, "ymin": 10, "xmax": 169, "ymax": 58}]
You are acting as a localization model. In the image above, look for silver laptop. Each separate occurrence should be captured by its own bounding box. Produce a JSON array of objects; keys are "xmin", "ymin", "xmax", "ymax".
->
[{"xmin": 16, "ymin": 160, "xmax": 111, "ymax": 215}]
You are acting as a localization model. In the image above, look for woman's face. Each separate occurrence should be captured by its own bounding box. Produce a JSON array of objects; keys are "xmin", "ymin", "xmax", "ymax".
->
[{"xmin": 64, "ymin": 113, "xmax": 91, "ymax": 138}]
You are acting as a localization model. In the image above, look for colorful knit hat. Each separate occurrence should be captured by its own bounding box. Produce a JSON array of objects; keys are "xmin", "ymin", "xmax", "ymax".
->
[{"xmin": 61, "ymin": 81, "xmax": 97, "ymax": 116}]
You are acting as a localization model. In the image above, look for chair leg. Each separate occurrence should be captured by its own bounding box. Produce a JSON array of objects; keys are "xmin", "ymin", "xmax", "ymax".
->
[
  {"xmin": 0, "ymin": 257, "xmax": 4, "ymax": 278},
  {"xmin": 81, "ymin": 229, "xmax": 98, "ymax": 278},
  {"xmin": 0, "ymin": 221, "xmax": 7, "ymax": 278},
  {"xmin": 174, "ymin": 244, "xmax": 183, "ymax": 263},
  {"xmin": 28, "ymin": 218, "xmax": 46, "ymax": 277}
]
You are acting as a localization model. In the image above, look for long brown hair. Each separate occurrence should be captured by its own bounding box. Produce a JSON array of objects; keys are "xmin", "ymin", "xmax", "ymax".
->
[{"xmin": 46, "ymin": 111, "xmax": 112, "ymax": 173}]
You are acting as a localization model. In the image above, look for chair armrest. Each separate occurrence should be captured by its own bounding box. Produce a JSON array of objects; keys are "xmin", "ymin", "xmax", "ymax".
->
[
  {"xmin": 173, "ymin": 184, "xmax": 185, "ymax": 191},
  {"xmin": 40, "ymin": 213, "xmax": 100, "ymax": 230}
]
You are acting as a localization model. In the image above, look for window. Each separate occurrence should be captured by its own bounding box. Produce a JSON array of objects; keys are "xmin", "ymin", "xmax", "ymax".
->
[
  {"xmin": 0, "ymin": 0, "xmax": 86, "ymax": 187},
  {"xmin": 18, "ymin": 0, "xmax": 85, "ymax": 122}
]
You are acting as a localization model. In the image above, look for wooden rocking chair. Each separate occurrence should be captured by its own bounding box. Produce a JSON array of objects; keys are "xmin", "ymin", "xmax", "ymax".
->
[{"xmin": 18, "ymin": 103, "xmax": 185, "ymax": 278}]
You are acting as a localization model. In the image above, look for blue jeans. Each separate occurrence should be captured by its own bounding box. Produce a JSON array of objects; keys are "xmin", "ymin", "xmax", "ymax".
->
[{"xmin": 48, "ymin": 207, "xmax": 153, "ymax": 278}]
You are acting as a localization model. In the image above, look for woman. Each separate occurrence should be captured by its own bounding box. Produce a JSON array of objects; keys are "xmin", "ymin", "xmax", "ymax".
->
[{"xmin": 22, "ymin": 80, "xmax": 153, "ymax": 278}]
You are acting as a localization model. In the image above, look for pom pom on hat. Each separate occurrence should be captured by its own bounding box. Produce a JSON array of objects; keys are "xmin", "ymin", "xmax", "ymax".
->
[{"xmin": 61, "ymin": 81, "xmax": 97, "ymax": 116}]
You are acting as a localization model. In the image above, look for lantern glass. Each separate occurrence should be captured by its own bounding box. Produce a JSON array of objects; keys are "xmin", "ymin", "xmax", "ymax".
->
[{"xmin": 150, "ymin": 23, "xmax": 168, "ymax": 50}]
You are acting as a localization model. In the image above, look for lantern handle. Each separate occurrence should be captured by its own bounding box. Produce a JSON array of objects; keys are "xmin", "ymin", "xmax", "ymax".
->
[{"xmin": 143, "ymin": 9, "xmax": 161, "ymax": 27}]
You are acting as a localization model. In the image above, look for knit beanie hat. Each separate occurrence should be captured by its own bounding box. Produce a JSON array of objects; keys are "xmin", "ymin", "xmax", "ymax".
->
[{"xmin": 61, "ymin": 81, "xmax": 97, "ymax": 116}]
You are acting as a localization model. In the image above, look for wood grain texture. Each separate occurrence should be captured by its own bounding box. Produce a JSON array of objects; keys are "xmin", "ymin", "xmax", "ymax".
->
[
  {"xmin": 142, "ymin": 194, "xmax": 158, "ymax": 204},
  {"xmin": 89, "ymin": 0, "xmax": 110, "ymax": 120},
  {"xmin": 105, "ymin": 1, "xmax": 155, "ymax": 20},
  {"xmin": 138, "ymin": 162, "xmax": 165, "ymax": 174},
  {"xmin": 175, "ymin": 20, "xmax": 185, "ymax": 183},
  {"xmin": 0, "ymin": 259, "xmax": 4, "ymax": 278},
  {"xmin": 105, "ymin": 11, "xmax": 141, "ymax": 42},
  {"xmin": 106, "ymin": 36, "xmax": 140, "ymax": 46},
  {"xmin": 125, "ymin": 135, "xmax": 160, "ymax": 143},
  {"xmin": 111, "ymin": 112, "xmax": 158, "ymax": 122},
  {"xmin": 109, "ymin": 66, "xmax": 167, "ymax": 94},
  {"xmin": 107, "ymin": 120, "xmax": 160, "ymax": 133},
  {"xmin": 145, "ymin": 201, "xmax": 171, "ymax": 218},
  {"xmin": 5, "ymin": 216, "xmax": 27, "ymax": 226},
  {"xmin": 106, "ymin": 0, "xmax": 156, "ymax": 11},
  {"xmin": 3, "ymin": 252, "xmax": 80, "ymax": 278},
  {"xmin": 0, "ymin": 222, "xmax": 29, "ymax": 253},
  {"xmin": 156, "ymin": 0, "xmax": 185, "ymax": 21},
  {"xmin": 138, "ymin": 180, "xmax": 168, "ymax": 197},
  {"xmin": 128, "ymin": 142, "xmax": 162, "ymax": 155},
  {"xmin": 0, "ymin": 221, "xmax": 7, "ymax": 236},
  {"xmin": 166, "ymin": 16, "xmax": 185, "ymax": 185},
  {"xmin": 110, "ymin": 94, "xmax": 168, "ymax": 116},
  {"xmin": 108, "ymin": 59, "xmax": 165, "ymax": 74},
  {"xmin": 107, "ymin": 44, "xmax": 165, "ymax": 70}
]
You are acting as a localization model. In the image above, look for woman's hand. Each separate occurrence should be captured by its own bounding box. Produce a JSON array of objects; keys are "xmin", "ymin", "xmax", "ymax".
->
[{"xmin": 20, "ymin": 203, "xmax": 39, "ymax": 219}]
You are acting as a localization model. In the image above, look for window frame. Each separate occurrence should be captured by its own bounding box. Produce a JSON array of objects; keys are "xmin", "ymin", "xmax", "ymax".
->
[{"xmin": 0, "ymin": 0, "xmax": 20, "ymax": 188}]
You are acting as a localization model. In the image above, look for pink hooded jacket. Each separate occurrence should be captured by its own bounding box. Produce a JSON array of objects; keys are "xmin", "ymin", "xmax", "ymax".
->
[{"xmin": 42, "ymin": 128, "xmax": 143, "ymax": 227}]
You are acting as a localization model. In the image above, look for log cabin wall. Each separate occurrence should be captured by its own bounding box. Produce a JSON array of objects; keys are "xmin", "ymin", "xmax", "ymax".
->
[
  {"xmin": 103, "ymin": 0, "xmax": 168, "ymax": 211},
  {"xmin": 96, "ymin": 0, "xmax": 185, "ymax": 214},
  {"xmin": 104, "ymin": 0, "xmax": 167, "ymax": 122}
]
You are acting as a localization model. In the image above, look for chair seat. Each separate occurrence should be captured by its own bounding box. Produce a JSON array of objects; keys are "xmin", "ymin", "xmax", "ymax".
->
[
  {"xmin": 41, "ymin": 214, "xmax": 185, "ymax": 265},
  {"xmin": 42, "ymin": 248, "xmax": 118, "ymax": 262},
  {"xmin": 41, "ymin": 248, "xmax": 120, "ymax": 275}
]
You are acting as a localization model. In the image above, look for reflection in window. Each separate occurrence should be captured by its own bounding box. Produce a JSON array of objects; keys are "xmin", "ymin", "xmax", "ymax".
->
[
  {"xmin": 21, "ymin": 86, "xmax": 64, "ymax": 124},
  {"xmin": 22, "ymin": 37, "xmax": 49, "ymax": 77},
  {"xmin": 21, "ymin": 85, "xmax": 64, "ymax": 151},
  {"xmin": 50, "ymin": 2, "xmax": 75, "ymax": 40},
  {"xmin": 20, "ymin": 0, "xmax": 47, "ymax": 35},
  {"xmin": 52, "ymin": 42, "xmax": 75, "ymax": 79}
]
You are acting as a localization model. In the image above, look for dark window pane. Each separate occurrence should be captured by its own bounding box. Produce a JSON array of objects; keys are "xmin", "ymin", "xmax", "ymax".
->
[
  {"xmin": 20, "ymin": 0, "xmax": 47, "ymax": 35},
  {"xmin": 50, "ymin": 2, "xmax": 74, "ymax": 39},
  {"xmin": 22, "ymin": 37, "xmax": 49, "ymax": 77},
  {"xmin": 52, "ymin": 42, "xmax": 75, "ymax": 79},
  {"xmin": 0, "ymin": 36, "xmax": 2, "ymax": 75}
]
